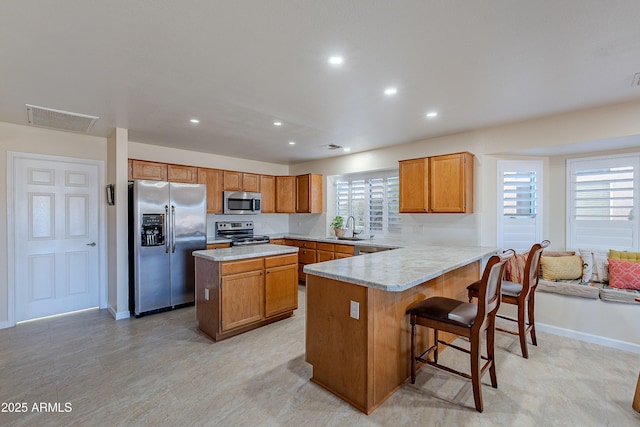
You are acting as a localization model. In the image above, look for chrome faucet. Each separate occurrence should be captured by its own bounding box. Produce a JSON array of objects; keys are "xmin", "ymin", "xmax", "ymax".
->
[
  {"xmin": 346, "ymin": 216, "xmax": 355, "ymax": 238},
  {"xmin": 346, "ymin": 216, "xmax": 362, "ymax": 238}
]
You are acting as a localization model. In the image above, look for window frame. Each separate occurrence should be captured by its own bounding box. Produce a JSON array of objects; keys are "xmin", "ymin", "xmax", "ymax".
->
[{"xmin": 566, "ymin": 153, "xmax": 639, "ymax": 251}]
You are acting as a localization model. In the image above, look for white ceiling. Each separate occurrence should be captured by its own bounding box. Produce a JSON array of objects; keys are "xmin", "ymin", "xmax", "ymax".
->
[{"xmin": 1, "ymin": 1, "xmax": 640, "ymax": 165}]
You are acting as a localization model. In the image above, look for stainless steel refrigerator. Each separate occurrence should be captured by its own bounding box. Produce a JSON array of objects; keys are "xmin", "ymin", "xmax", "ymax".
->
[{"xmin": 128, "ymin": 180, "xmax": 206, "ymax": 317}]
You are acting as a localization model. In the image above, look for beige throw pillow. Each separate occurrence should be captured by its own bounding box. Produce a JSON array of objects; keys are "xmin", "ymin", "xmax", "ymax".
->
[{"xmin": 541, "ymin": 255, "xmax": 583, "ymax": 281}]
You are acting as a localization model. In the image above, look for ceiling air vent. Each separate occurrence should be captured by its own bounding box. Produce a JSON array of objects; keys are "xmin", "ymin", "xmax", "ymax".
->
[
  {"xmin": 26, "ymin": 104, "xmax": 99, "ymax": 133},
  {"xmin": 321, "ymin": 144, "xmax": 343, "ymax": 150}
]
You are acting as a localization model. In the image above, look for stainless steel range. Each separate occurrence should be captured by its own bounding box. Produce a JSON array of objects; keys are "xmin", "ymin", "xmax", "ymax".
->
[{"xmin": 215, "ymin": 221, "xmax": 270, "ymax": 246}]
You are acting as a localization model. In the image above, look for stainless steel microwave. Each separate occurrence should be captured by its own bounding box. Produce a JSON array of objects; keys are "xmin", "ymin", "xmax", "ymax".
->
[{"xmin": 223, "ymin": 191, "xmax": 262, "ymax": 214}]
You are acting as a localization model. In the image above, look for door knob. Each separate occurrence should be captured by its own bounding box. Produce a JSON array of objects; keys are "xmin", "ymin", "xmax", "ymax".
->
[{"xmin": 86, "ymin": 242, "xmax": 96, "ymax": 247}]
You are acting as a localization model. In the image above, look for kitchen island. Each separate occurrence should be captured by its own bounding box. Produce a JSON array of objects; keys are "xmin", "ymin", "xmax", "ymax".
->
[
  {"xmin": 193, "ymin": 244, "xmax": 299, "ymax": 342},
  {"xmin": 303, "ymin": 245, "xmax": 496, "ymax": 414}
]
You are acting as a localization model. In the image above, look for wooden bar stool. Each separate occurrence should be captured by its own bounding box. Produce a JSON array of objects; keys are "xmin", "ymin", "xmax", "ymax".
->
[
  {"xmin": 408, "ymin": 250, "xmax": 513, "ymax": 412},
  {"xmin": 467, "ymin": 240, "xmax": 550, "ymax": 359}
]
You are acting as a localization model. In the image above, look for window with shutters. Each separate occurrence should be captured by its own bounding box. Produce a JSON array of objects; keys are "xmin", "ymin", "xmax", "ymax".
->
[
  {"xmin": 334, "ymin": 170, "xmax": 400, "ymax": 235},
  {"xmin": 497, "ymin": 160, "xmax": 543, "ymax": 251},
  {"xmin": 567, "ymin": 154, "xmax": 639, "ymax": 250}
]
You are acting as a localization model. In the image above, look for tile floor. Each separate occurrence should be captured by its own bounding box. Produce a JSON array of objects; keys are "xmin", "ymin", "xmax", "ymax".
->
[{"xmin": 1, "ymin": 286, "xmax": 639, "ymax": 426}]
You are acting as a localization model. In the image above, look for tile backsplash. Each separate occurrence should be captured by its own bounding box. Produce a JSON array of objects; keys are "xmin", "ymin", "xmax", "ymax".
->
[{"xmin": 208, "ymin": 212, "xmax": 481, "ymax": 245}]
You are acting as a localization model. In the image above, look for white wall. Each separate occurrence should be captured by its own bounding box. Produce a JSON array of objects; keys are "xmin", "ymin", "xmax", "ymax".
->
[{"xmin": 0, "ymin": 122, "xmax": 107, "ymax": 327}]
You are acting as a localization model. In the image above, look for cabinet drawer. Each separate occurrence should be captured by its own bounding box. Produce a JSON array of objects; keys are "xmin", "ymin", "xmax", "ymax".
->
[
  {"xmin": 207, "ymin": 243, "xmax": 230, "ymax": 250},
  {"xmin": 289, "ymin": 240, "xmax": 316, "ymax": 249},
  {"xmin": 299, "ymin": 249, "xmax": 317, "ymax": 264},
  {"xmin": 334, "ymin": 244, "xmax": 355, "ymax": 255},
  {"xmin": 221, "ymin": 258, "xmax": 264, "ymax": 276},
  {"xmin": 316, "ymin": 242, "xmax": 335, "ymax": 251},
  {"xmin": 265, "ymin": 253, "xmax": 298, "ymax": 268}
]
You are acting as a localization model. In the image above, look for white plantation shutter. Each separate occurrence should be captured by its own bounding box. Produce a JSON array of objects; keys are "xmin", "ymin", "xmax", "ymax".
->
[
  {"xmin": 387, "ymin": 176, "xmax": 401, "ymax": 232},
  {"xmin": 503, "ymin": 172, "xmax": 537, "ymax": 217},
  {"xmin": 567, "ymin": 155, "xmax": 639, "ymax": 250},
  {"xmin": 369, "ymin": 178, "xmax": 384, "ymax": 231},
  {"xmin": 333, "ymin": 170, "xmax": 400, "ymax": 235},
  {"xmin": 497, "ymin": 160, "xmax": 543, "ymax": 251}
]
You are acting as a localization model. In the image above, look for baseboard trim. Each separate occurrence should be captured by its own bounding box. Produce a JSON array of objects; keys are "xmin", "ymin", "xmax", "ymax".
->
[
  {"xmin": 537, "ymin": 322, "xmax": 640, "ymax": 354},
  {"xmin": 0, "ymin": 320, "xmax": 14, "ymax": 330},
  {"xmin": 108, "ymin": 305, "xmax": 130, "ymax": 321}
]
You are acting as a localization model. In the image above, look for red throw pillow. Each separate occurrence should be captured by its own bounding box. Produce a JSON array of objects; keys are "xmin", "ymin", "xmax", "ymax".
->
[
  {"xmin": 505, "ymin": 252, "xmax": 527, "ymax": 283},
  {"xmin": 608, "ymin": 259, "xmax": 640, "ymax": 290}
]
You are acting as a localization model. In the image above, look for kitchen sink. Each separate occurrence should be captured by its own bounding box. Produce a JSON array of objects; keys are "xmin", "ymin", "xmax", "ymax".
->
[{"xmin": 337, "ymin": 236, "xmax": 365, "ymax": 241}]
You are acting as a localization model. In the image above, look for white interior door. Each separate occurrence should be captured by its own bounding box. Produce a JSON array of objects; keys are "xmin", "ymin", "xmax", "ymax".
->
[{"xmin": 12, "ymin": 154, "xmax": 101, "ymax": 321}]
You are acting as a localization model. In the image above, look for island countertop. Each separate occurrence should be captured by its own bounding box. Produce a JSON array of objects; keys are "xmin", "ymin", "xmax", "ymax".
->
[
  {"xmin": 303, "ymin": 244, "xmax": 497, "ymax": 292},
  {"xmin": 193, "ymin": 244, "xmax": 298, "ymax": 262}
]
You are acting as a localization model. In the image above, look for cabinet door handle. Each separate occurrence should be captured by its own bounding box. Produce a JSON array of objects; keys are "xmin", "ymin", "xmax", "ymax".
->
[{"xmin": 302, "ymin": 243, "xmax": 307, "ymax": 247}]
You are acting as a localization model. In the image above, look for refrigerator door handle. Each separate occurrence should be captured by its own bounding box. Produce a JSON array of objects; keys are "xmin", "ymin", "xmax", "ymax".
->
[
  {"xmin": 171, "ymin": 205, "xmax": 176, "ymax": 253},
  {"xmin": 165, "ymin": 205, "xmax": 170, "ymax": 253}
]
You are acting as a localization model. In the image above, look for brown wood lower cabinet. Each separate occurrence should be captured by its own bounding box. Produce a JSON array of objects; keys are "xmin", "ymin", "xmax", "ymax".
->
[
  {"xmin": 195, "ymin": 253, "xmax": 298, "ymax": 341},
  {"xmin": 221, "ymin": 270, "xmax": 263, "ymax": 331},
  {"xmin": 283, "ymin": 239, "xmax": 355, "ymax": 283}
]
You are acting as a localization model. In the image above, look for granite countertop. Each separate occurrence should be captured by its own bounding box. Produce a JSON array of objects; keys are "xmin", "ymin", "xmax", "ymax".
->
[
  {"xmin": 193, "ymin": 244, "xmax": 298, "ymax": 262},
  {"xmin": 303, "ymin": 244, "xmax": 497, "ymax": 292}
]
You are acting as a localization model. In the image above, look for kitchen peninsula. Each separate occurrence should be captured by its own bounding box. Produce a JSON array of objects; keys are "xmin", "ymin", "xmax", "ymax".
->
[
  {"xmin": 193, "ymin": 244, "xmax": 299, "ymax": 342},
  {"xmin": 303, "ymin": 245, "xmax": 496, "ymax": 414}
]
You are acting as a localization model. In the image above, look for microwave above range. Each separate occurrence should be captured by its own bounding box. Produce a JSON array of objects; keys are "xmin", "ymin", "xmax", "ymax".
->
[{"xmin": 223, "ymin": 191, "xmax": 261, "ymax": 215}]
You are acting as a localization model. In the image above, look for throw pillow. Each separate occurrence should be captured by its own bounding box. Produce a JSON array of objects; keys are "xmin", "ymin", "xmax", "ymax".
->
[
  {"xmin": 578, "ymin": 249, "xmax": 594, "ymax": 283},
  {"xmin": 609, "ymin": 249, "xmax": 640, "ymax": 262},
  {"xmin": 541, "ymin": 255, "xmax": 583, "ymax": 281},
  {"xmin": 578, "ymin": 249, "xmax": 609, "ymax": 283},
  {"xmin": 608, "ymin": 259, "xmax": 640, "ymax": 290},
  {"xmin": 592, "ymin": 251, "xmax": 609, "ymax": 283},
  {"xmin": 505, "ymin": 252, "xmax": 527, "ymax": 283}
]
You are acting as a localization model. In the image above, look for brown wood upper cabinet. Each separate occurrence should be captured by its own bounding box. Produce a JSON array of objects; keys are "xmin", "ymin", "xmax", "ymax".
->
[
  {"xmin": 198, "ymin": 168, "xmax": 224, "ymax": 214},
  {"xmin": 130, "ymin": 159, "xmax": 168, "ymax": 181},
  {"xmin": 276, "ymin": 176, "xmax": 295, "ymax": 213},
  {"xmin": 168, "ymin": 164, "xmax": 198, "ymax": 183},
  {"xmin": 260, "ymin": 175, "xmax": 276, "ymax": 213},
  {"xmin": 223, "ymin": 171, "xmax": 243, "ymax": 191},
  {"xmin": 399, "ymin": 152, "xmax": 473, "ymax": 213},
  {"xmin": 242, "ymin": 173, "xmax": 260, "ymax": 192},
  {"xmin": 399, "ymin": 158, "xmax": 429, "ymax": 213},
  {"xmin": 295, "ymin": 173, "xmax": 323, "ymax": 213}
]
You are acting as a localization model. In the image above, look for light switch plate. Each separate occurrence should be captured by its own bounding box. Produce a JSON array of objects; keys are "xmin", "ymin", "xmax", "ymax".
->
[{"xmin": 350, "ymin": 300, "xmax": 359, "ymax": 320}]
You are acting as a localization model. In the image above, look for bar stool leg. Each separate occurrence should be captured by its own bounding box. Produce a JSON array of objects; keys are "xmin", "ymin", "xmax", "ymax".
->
[
  {"xmin": 433, "ymin": 329, "xmax": 439, "ymax": 363},
  {"xmin": 470, "ymin": 336, "xmax": 483, "ymax": 412},
  {"xmin": 487, "ymin": 316, "xmax": 498, "ymax": 388},
  {"xmin": 410, "ymin": 320, "xmax": 416, "ymax": 384}
]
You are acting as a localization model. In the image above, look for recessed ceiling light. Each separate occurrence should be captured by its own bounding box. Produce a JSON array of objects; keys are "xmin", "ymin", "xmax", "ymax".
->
[
  {"xmin": 190, "ymin": 118, "xmax": 200, "ymax": 124},
  {"xmin": 343, "ymin": 147, "xmax": 351, "ymax": 152},
  {"xmin": 384, "ymin": 87, "xmax": 398, "ymax": 96},
  {"xmin": 425, "ymin": 112, "xmax": 438, "ymax": 119},
  {"xmin": 273, "ymin": 121, "xmax": 282, "ymax": 126},
  {"xmin": 328, "ymin": 56, "xmax": 344, "ymax": 66},
  {"xmin": 288, "ymin": 141, "xmax": 296, "ymax": 145}
]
